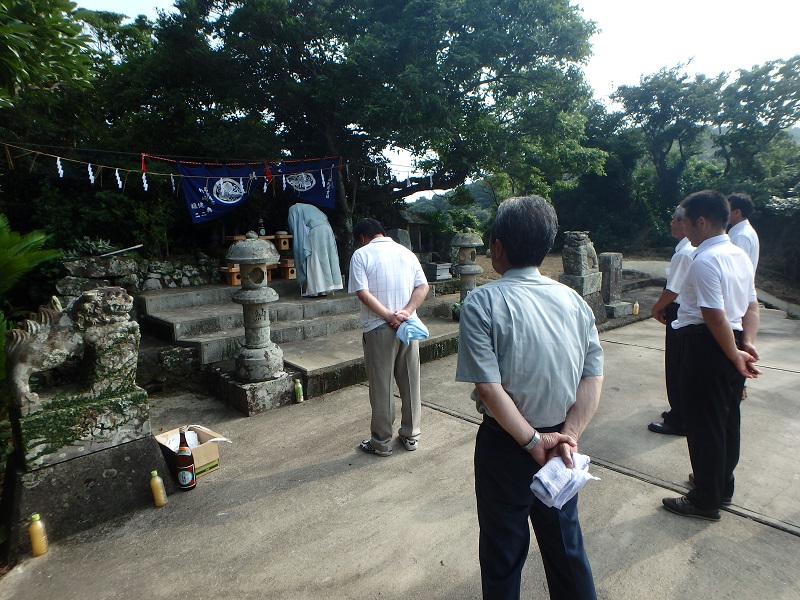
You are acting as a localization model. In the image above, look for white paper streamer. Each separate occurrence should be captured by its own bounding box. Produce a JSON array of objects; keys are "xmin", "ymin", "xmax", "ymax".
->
[
  {"xmin": 320, "ymin": 169, "xmax": 325, "ymax": 186},
  {"xmin": 171, "ymin": 174, "xmax": 176, "ymax": 194},
  {"xmin": 115, "ymin": 168, "xmax": 122, "ymax": 189},
  {"xmin": 142, "ymin": 172, "xmax": 148, "ymax": 191},
  {"xmin": 87, "ymin": 164, "xmax": 95, "ymax": 184},
  {"xmin": 282, "ymin": 175, "xmax": 286, "ymax": 190},
  {"xmin": 56, "ymin": 157, "xmax": 64, "ymax": 178}
]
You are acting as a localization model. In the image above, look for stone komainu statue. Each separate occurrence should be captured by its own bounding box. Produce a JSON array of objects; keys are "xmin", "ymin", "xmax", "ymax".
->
[
  {"xmin": 562, "ymin": 231, "xmax": 599, "ymax": 275},
  {"xmin": 5, "ymin": 287, "xmax": 139, "ymax": 408}
]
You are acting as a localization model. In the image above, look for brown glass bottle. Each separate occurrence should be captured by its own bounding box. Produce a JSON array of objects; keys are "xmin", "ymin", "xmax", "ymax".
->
[{"xmin": 175, "ymin": 427, "xmax": 196, "ymax": 491}]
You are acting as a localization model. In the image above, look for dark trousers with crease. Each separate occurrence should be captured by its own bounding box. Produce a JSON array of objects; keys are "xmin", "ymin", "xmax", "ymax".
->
[
  {"xmin": 677, "ymin": 325, "xmax": 745, "ymax": 509},
  {"xmin": 474, "ymin": 418, "xmax": 596, "ymax": 600},
  {"xmin": 663, "ymin": 303, "xmax": 684, "ymax": 429}
]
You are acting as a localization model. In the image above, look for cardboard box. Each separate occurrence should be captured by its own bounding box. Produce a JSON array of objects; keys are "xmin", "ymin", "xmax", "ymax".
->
[{"xmin": 155, "ymin": 425, "xmax": 229, "ymax": 478}]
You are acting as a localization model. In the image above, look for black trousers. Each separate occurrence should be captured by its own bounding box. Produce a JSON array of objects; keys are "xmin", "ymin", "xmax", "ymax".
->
[
  {"xmin": 474, "ymin": 418, "xmax": 596, "ymax": 600},
  {"xmin": 663, "ymin": 303, "xmax": 684, "ymax": 429},
  {"xmin": 677, "ymin": 325, "xmax": 745, "ymax": 509}
]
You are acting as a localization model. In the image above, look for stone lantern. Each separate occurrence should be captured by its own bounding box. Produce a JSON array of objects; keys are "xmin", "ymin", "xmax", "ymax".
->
[
  {"xmin": 226, "ymin": 231, "xmax": 283, "ymax": 382},
  {"xmin": 451, "ymin": 229, "xmax": 484, "ymax": 302}
]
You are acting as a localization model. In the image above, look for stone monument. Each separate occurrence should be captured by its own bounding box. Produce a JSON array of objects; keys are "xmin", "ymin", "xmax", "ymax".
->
[
  {"xmin": 599, "ymin": 252, "xmax": 633, "ymax": 318},
  {"xmin": 558, "ymin": 231, "xmax": 607, "ymax": 324},
  {"xmin": 3, "ymin": 286, "xmax": 173, "ymax": 556},
  {"xmin": 215, "ymin": 232, "xmax": 295, "ymax": 415}
]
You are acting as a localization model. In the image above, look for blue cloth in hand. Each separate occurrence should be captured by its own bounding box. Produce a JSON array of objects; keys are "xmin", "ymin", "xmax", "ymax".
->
[{"xmin": 397, "ymin": 316, "xmax": 429, "ymax": 344}]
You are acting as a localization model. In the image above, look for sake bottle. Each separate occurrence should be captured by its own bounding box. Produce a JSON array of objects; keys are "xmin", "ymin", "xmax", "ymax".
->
[
  {"xmin": 175, "ymin": 427, "xmax": 197, "ymax": 491},
  {"xmin": 150, "ymin": 470, "xmax": 167, "ymax": 507},
  {"xmin": 633, "ymin": 300, "xmax": 640, "ymax": 316},
  {"xmin": 29, "ymin": 513, "xmax": 48, "ymax": 557},
  {"xmin": 294, "ymin": 379, "xmax": 305, "ymax": 403}
]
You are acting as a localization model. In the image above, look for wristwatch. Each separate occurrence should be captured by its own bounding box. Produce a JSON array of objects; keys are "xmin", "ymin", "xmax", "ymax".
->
[{"xmin": 522, "ymin": 430, "xmax": 541, "ymax": 451}]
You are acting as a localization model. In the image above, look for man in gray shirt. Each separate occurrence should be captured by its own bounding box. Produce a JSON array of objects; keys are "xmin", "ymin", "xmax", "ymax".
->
[{"xmin": 456, "ymin": 196, "xmax": 604, "ymax": 600}]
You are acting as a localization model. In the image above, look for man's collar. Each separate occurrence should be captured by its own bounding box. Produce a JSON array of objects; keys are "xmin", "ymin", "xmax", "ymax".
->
[
  {"xmin": 694, "ymin": 234, "xmax": 729, "ymax": 255},
  {"xmin": 502, "ymin": 266, "xmax": 542, "ymax": 278}
]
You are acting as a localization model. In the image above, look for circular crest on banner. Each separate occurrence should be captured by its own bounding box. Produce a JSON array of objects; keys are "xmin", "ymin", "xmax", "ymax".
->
[
  {"xmin": 286, "ymin": 172, "xmax": 316, "ymax": 192},
  {"xmin": 213, "ymin": 178, "xmax": 245, "ymax": 204}
]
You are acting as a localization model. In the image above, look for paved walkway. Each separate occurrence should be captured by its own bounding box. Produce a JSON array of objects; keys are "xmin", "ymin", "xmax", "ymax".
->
[{"xmin": 1, "ymin": 285, "xmax": 799, "ymax": 599}]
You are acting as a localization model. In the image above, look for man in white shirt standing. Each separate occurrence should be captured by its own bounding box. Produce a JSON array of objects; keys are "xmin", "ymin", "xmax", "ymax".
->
[
  {"xmin": 727, "ymin": 193, "xmax": 760, "ymax": 271},
  {"xmin": 649, "ymin": 206, "xmax": 694, "ymax": 436},
  {"xmin": 663, "ymin": 190, "xmax": 760, "ymax": 521},
  {"xmin": 349, "ymin": 219, "xmax": 429, "ymax": 457}
]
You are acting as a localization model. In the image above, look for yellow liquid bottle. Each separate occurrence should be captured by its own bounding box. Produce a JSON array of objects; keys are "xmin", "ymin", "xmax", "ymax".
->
[
  {"xmin": 29, "ymin": 513, "xmax": 48, "ymax": 557},
  {"xmin": 150, "ymin": 470, "xmax": 167, "ymax": 507},
  {"xmin": 294, "ymin": 379, "xmax": 305, "ymax": 403}
]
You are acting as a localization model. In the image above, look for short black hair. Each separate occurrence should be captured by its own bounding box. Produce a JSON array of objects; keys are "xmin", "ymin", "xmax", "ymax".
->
[
  {"xmin": 353, "ymin": 218, "xmax": 385, "ymax": 242},
  {"xmin": 681, "ymin": 190, "xmax": 729, "ymax": 230},
  {"xmin": 728, "ymin": 193, "xmax": 754, "ymax": 218},
  {"xmin": 490, "ymin": 196, "xmax": 558, "ymax": 267}
]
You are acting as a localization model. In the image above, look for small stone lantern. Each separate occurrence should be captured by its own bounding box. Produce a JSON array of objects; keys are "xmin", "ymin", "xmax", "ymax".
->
[
  {"xmin": 451, "ymin": 229, "xmax": 484, "ymax": 302},
  {"xmin": 226, "ymin": 232, "xmax": 283, "ymax": 382}
]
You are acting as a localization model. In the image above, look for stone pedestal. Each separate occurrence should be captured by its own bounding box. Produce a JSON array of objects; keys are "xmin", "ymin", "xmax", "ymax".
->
[
  {"xmin": 423, "ymin": 263, "xmax": 452, "ymax": 281},
  {"xmin": 3, "ymin": 436, "xmax": 174, "ymax": 558},
  {"xmin": 558, "ymin": 272, "xmax": 602, "ymax": 296},
  {"xmin": 15, "ymin": 388, "xmax": 150, "ymax": 471},
  {"xmin": 599, "ymin": 252, "xmax": 633, "ymax": 318},
  {"xmin": 216, "ymin": 371, "xmax": 296, "ymax": 416}
]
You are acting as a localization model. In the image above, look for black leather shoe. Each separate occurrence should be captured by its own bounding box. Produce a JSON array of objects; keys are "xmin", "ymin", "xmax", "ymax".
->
[
  {"xmin": 663, "ymin": 496, "xmax": 720, "ymax": 521},
  {"xmin": 648, "ymin": 421, "xmax": 685, "ymax": 436}
]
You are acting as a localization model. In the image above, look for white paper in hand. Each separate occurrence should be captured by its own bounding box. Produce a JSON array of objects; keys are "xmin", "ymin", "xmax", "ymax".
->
[{"xmin": 530, "ymin": 453, "xmax": 599, "ymax": 510}]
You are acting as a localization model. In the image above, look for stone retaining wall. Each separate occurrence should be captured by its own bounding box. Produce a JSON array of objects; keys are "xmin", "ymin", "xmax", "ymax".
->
[{"xmin": 56, "ymin": 253, "xmax": 222, "ymax": 306}]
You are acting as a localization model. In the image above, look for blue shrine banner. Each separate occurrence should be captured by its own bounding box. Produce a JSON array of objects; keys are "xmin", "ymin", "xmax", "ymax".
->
[
  {"xmin": 269, "ymin": 158, "xmax": 338, "ymax": 208},
  {"xmin": 177, "ymin": 162, "xmax": 265, "ymax": 224}
]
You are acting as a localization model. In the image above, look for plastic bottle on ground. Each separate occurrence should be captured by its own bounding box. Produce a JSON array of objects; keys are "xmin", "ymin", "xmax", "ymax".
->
[
  {"xmin": 150, "ymin": 470, "xmax": 167, "ymax": 507},
  {"xmin": 29, "ymin": 513, "xmax": 48, "ymax": 557}
]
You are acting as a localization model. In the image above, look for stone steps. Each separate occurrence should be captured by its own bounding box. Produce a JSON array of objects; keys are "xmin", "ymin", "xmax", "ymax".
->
[
  {"xmin": 137, "ymin": 282, "xmax": 461, "ymax": 378},
  {"xmin": 174, "ymin": 294, "xmax": 457, "ymax": 365}
]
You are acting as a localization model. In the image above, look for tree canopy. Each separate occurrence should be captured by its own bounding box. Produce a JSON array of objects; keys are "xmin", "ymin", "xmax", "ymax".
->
[{"xmin": 0, "ymin": 0, "xmax": 92, "ymax": 107}]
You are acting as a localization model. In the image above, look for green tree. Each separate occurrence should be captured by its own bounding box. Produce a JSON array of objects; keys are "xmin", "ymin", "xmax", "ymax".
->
[
  {"xmin": 0, "ymin": 0, "xmax": 92, "ymax": 107},
  {"xmin": 713, "ymin": 56, "xmax": 800, "ymax": 181},
  {"xmin": 613, "ymin": 65, "xmax": 723, "ymax": 211},
  {"xmin": 212, "ymin": 0, "xmax": 603, "ymax": 242}
]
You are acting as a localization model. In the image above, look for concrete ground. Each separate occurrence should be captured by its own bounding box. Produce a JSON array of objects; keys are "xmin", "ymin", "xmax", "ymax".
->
[{"xmin": 1, "ymin": 275, "xmax": 799, "ymax": 599}]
